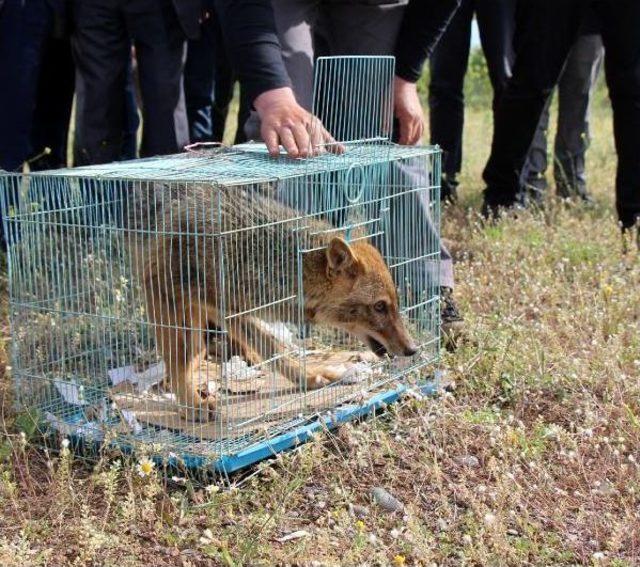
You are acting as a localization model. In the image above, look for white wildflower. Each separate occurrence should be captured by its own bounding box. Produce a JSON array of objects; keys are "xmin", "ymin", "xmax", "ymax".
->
[{"xmin": 136, "ymin": 457, "xmax": 155, "ymax": 477}]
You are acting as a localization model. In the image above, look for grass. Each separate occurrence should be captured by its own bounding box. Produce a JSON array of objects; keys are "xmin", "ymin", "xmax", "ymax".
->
[{"xmin": 1, "ymin": 66, "xmax": 640, "ymax": 566}]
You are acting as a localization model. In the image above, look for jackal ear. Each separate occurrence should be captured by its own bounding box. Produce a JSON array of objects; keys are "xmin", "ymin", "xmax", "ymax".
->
[{"xmin": 326, "ymin": 237, "xmax": 359, "ymax": 277}]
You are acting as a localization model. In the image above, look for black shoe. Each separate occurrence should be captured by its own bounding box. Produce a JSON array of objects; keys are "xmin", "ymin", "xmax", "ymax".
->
[
  {"xmin": 555, "ymin": 157, "xmax": 593, "ymax": 203},
  {"xmin": 481, "ymin": 197, "xmax": 525, "ymax": 221},
  {"xmin": 440, "ymin": 287, "xmax": 464, "ymax": 351},
  {"xmin": 441, "ymin": 174, "xmax": 459, "ymax": 203}
]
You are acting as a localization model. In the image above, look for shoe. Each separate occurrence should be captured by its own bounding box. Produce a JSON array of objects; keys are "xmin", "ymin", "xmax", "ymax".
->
[
  {"xmin": 441, "ymin": 174, "xmax": 459, "ymax": 203},
  {"xmin": 440, "ymin": 287, "xmax": 464, "ymax": 351},
  {"xmin": 555, "ymin": 157, "xmax": 593, "ymax": 203},
  {"xmin": 481, "ymin": 197, "xmax": 525, "ymax": 221}
]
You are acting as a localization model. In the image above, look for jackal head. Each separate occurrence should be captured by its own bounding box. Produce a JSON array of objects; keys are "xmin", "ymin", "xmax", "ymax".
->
[{"xmin": 305, "ymin": 237, "xmax": 418, "ymax": 358}]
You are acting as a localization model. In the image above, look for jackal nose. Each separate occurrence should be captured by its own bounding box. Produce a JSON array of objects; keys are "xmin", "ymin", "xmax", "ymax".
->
[{"xmin": 403, "ymin": 345, "xmax": 418, "ymax": 357}]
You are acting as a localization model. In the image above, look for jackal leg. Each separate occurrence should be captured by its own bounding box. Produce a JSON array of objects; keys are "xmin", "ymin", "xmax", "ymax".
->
[
  {"xmin": 228, "ymin": 316, "xmax": 344, "ymax": 389},
  {"xmin": 146, "ymin": 288, "xmax": 217, "ymax": 421}
]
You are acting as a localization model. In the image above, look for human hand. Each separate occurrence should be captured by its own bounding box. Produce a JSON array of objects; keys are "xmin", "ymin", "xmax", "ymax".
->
[
  {"xmin": 393, "ymin": 76, "xmax": 425, "ymax": 146},
  {"xmin": 254, "ymin": 87, "xmax": 342, "ymax": 158}
]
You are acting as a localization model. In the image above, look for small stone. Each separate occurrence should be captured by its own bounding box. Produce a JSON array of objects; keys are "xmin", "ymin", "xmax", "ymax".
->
[
  {"xmin": 276, "ymin": 530, "xmax": 311, "ymax": 543},
  {"xmin": 462, "ymin": 534, "xmax": 472, "ymax": 545},
  {"xmin": 370, "ymin": 487, "xmax": 405, "ymax": 513},
  {"xmin": 506, "ymin": 528, "xmax": 519, "ymax": 536},
  {"xmin": 349, "ymin": 504, "xmax": 370, "ymax": 518},
  {"xmin": 596, "ymin": 481, "xmax": 616, "ymax": 496},
  {"xmin": 455, "ymin": 455, "xmax": 480, "ymax": 468}
]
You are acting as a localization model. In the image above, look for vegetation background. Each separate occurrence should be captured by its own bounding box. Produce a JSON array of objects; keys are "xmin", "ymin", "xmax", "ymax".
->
[{"xmin": 0, "ymin": 48, "xmax": 639, "ymax": 566}]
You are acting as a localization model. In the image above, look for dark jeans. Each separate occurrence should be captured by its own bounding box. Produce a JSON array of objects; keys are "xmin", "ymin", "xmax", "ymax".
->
[
  {"xmin": 184, "ymin": 7, "xmax": 242, "ymax": 143},
  {"xmin": 483, "ymin": 0, "xmax": 640, "ymax": 228},
  {"xmin": 72, "ymin": 0, "xmax": 188, "ymax": 165},
  {"xmin": 0, "ymin": 0, "xmax": 53, "ymax": 171},
  {"xmin": 429, "ymin": 0, "xmax": 515, "ymax": 178}
]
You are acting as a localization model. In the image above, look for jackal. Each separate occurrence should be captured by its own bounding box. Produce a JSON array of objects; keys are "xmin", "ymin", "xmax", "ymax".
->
[{"xmin": 130, "ymin": 183, "xmax": 416, "ymax": 420}]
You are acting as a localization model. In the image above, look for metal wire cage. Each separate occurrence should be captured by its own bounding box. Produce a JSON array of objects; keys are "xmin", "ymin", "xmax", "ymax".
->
[{"xmin": 0, "ymin": 57, "xmax": 441, "ymax": 473}]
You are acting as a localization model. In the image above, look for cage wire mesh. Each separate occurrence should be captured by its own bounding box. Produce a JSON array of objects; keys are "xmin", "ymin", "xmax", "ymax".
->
[{"xmin": 0, "ymin": 56, "xmax": 441, "ymax": 473}]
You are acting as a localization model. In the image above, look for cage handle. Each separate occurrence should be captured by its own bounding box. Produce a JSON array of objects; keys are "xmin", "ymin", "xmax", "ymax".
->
[
  {"xmin": 342, "ymin": 163, "xmax": 366, "ymax": 204},
  {"xmin": 183, "ymin": 141, "xmax": 228, "ymax": 155}
]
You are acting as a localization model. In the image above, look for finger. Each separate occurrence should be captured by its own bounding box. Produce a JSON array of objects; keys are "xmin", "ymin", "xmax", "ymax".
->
[
  {"xmin": 290, "ymin": 122, "xmax": 311, "ymax": 158},
  {"xmin": 321, "ymin": 126, "xmax": 344, "ymax": 155},
  {"xmin": 398, "ymin": 117, "xmax": 409, "ymax": 145},
  {"xmin": 262, "ymin": 125, "xmax": 281, "ymax": 157},
  {"xmin": 414, "ymin": 119, "xmax": 424, "ymax": 145},
  {"xmin": 309, "ymin": 119, "xmax": 326, "ymax": 155},
  {"xmin": 279, "ymin": 126, "xmax": 299, "ymax": 158},
  {"xmin": 407, "ymin": 118, "xmax": 419, "ymax": 146}
]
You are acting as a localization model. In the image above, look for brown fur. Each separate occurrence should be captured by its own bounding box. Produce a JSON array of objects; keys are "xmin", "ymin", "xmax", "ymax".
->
[{"xmin": 130, "ymin": 184, "xmax": 416, "ymax": 420}]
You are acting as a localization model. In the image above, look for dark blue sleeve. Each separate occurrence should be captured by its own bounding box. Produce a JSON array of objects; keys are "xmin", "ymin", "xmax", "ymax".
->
[
  {"xmin": 394, "ymin": 0, "xmax": 462, "ymax": 82},
  {"xmin": 214, "ymin": 0, "xmax": 291, "ymax": 106}
]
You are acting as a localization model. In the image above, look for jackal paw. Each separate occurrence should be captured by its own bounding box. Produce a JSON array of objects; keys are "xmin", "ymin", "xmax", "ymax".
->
[
  {"xmin": 306, "ymin": 366, "xmax": 345, "ymax": 389},
  {"xmin": 354, "ymin": 351, "xmax": 379, "ymax": 364},
  {"xmin": 180, "ymin": 388, "xmax": 217, "ymax": 422}
]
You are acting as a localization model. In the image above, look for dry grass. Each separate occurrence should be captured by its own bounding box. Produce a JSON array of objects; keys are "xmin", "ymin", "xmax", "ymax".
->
[{"xmin": 1, "ymin": 83, "xmax": 639, "ymax": 566}]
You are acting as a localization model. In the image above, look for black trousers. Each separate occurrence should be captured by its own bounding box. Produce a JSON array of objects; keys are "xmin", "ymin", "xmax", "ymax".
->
[
  {"xmin": 429, "ymin": 0, "xmax": 515, "ymax": 177},
  {"xmin": 29, "ymin": 34, "xmax": 75, "ymax": 171},
  {"xmin": 0, "ymin": 0, "xmax": 56, "ymax": 171},
  {"xmin": 72, "ymin": 0, "xmax": 187, "ymax": 165},
  {"xmin": 184, "ymin": 4, "xmax": 244, "ymax": 144},
  {"xmin": 483, "ymin": 0, "xmax": 640, "ymax": 228}
]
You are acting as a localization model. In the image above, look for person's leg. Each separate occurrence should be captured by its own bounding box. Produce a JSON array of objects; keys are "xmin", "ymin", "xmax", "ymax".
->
[
  {"xmin": 211, "ymin": 9, "xmax": 236, "ymax": 142},
  {"xmin": 126, "ymin": 0, "xmax": 188, "ymax": 157},
  {"xmin": 323, "ymin": 1, "xmax": 461, "ymax": 340},
  {"xmin": 520, "ymin": 98, "xmax": 551, "ymax": 202},
  {"xmin": 594, "ymin": 0, "xmax": 640, "ymax": 231},
  {"xmin": 183, "ymin": 7, "xmax": 215, "ymax": 143},
  {"xmin": 121, "ymin": 52, "xmax": 140, "ymax": 160},
  {"xmin": 72, "ymin": 0, "xmax": 129, "ymax": 165},
  {"xmin": 428, "ymin": 0, "xmax": 474, "ymax": 199},
  {"xmin": 475, "ymin": 0, "xmax": 515, "ymax": 107},
  {"xmin": 0, "ymin": 0, "xmax": 51, "ymax": 171},
  {"xmin": 482, "ymin": 0, "xmax": 588, "ymax": 210},
  {"xmin": 478, "ymin": 0, "xmax": 548, "ymax": 203},
  {"xmin": 234, "ymin": 88, "xmax": 250, "ymax": 144},
  {"xmin": 553, "ymin": 33, "xmax": 604, "ymax": 199},
  {"xmin": 29, "ymin": 34, "xmax": 75, "ymax": 170}
]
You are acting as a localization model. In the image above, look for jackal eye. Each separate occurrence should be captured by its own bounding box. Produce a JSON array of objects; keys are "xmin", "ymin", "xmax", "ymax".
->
[{"xmin": 373, "ymin": 301, "xmax": 387, "ymax": 314}]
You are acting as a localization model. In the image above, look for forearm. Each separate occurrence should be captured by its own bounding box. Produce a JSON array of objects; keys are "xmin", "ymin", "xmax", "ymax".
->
[
  {"xmin": 395, "ymin": 0, "xmax": 461, "ymax": 82},
  {"xmin": 213, "ymin": 0, "xmax": 291, "ymax": 105}
]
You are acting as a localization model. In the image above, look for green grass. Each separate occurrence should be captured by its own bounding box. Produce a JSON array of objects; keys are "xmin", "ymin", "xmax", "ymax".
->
[{"xmin": 1, "ymin": 57, "xmax": 640, "ymax": 566}]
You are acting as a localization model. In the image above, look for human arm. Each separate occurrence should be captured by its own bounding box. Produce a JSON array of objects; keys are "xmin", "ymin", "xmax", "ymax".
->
[
  {"xmin": 393, "ymin": 0, "xmax": 461, "ymax": 145},
  {"xmin": 214, "ymin": 0, "xmax": 337, "ymax": 157}
]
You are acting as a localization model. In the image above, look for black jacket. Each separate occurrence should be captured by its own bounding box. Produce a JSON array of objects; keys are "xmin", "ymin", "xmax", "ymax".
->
[{"xmin": 172, "ymin": 0, "xmax": 203, "ymax": 40}]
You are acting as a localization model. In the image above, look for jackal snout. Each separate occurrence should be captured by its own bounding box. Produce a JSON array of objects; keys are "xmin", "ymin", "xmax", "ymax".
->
[{"xmin": 305, "ymin": 237, "xmax": 418, "ymax": 358}]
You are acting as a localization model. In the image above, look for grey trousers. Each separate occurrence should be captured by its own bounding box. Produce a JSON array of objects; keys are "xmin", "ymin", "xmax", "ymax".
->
[
  {"xmin": 521, "ymin": 33, "xmax": 605, "ymax": 195},
  {"xmin": 247, "ymin": 0, "xmax": 454, "ymax": 289}
]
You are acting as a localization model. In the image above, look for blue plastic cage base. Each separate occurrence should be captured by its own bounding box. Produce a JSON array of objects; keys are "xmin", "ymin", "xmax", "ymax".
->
[
  {"xmin": 210, "ymin": 377, "xmax": 439, "ymax": 474},
  {"xmin": 39, "ymin": 376, "xmax": 439, "ymax": 475}
]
